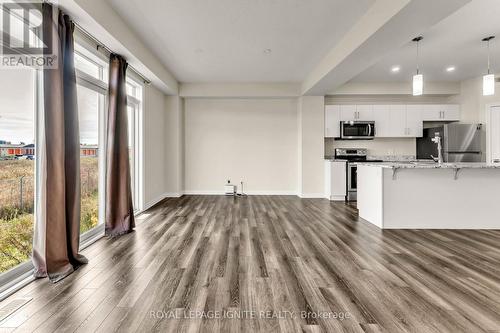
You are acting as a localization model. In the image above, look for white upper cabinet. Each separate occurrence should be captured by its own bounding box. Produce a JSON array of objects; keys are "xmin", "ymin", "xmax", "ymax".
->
[
  {"xmin": 372, "ymin": 105, "xmax": 391, "ymax": 137},
  {"xmin": 325, "ymin": 103, "xmax": 458, "ymax": 139},
  {"xmin": 422, "ymin": 104, "xmax": 460, "ymax": 121},
  {"xmin": 339, "ymin": 105, "xmax": 373, "ymax": 121},
  {"xmin": 389, "ymin": 105, "xmax": 408, "ymax": 137},
  {"xmin": 325, "ymin": 105, "xmax": 341, "ymax": 138},
  {"xmin": 339, "ymin": 105, "xmax": 357, "ymax": 121},
  {"xmin": 373, "ymin": 105, "xmax": 422, "ymax": 138},
  {"xmin": 356, "ymin": 105, "xmax": 374, "ymax": 121},
  {"xmin": 405, "ymin": 105, "xmax": 423, "ymax": 137}
]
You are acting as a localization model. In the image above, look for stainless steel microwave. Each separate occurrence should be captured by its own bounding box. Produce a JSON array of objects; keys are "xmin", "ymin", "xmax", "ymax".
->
[{"xmin": 340, "ymin": 121, "xmax": 375, "ymax": 140}]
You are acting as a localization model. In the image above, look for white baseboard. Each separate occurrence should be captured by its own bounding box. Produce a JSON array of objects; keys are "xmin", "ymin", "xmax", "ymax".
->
[
  {"xmin": 327, "ymin": 195, "xmax": 346, "ymax": 201},
  {"xmin": 141, "ymin": 192, "xmax": 182, "ymax": 212},
  {"xmin": 183, "ymin": 190, "xmax": 298, "ymax": 196},
  {"xmin": 298, "ymin": 193, "xmax": 328, "ymax": 199}
]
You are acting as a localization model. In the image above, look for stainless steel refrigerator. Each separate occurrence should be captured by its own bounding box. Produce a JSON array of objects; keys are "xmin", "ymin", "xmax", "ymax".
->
[{"xmin": 416, "ymin": 123, "xmax": 485, "ymax": 162}]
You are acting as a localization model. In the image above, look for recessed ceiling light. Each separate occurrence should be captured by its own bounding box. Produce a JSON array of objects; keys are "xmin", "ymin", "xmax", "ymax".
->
[
  {"xmin": 391, "ymin": 65, "xmax": 400, "ymax": 73},
  {"xmin": 446, "ymin": 66, "xmax": 455, "ymax": 72},
  {"xmin": 263, "ymin": 48, "xmax": 272, "ymax": 54}
]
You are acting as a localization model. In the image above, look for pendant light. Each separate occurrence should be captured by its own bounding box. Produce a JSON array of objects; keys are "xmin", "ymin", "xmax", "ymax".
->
[
  {"xmin": 412, "ymin": 36, "xmax": 423, "ymax": 96},
  {"xmin": 482, "ymin": 36, "xmax": 495, "ymax": 96}
]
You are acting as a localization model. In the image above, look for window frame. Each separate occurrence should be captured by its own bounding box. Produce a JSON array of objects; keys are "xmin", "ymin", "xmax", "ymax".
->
[
  {"xmin": 74, "ymin": 43, "xmax": 108, "ymax": 244},
  {"xmin": 125, "ymin": 75, "xmax": 144, "ymax": 212}
]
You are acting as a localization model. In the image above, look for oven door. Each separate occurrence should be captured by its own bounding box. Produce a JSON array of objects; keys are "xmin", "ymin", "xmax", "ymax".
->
[
  {"xmin": 347, "ymin": 163, "xmax": 357, "ymax": 201},
  {"xmin": 341, "ymin": 121, "xmax": 375, "ymax": 139}
]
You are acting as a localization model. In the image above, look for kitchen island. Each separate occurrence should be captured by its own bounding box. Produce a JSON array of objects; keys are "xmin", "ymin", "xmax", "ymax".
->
[{"xmin": 357, "ymin": 162, "xmax": 500, "ymax": 229}]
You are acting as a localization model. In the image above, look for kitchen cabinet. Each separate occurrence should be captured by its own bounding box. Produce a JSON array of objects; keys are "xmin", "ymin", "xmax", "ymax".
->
[
  {"xmin": 372, "ymin": 105, "xmax": 391, "ymax": 137},
  {"xmin": 339, "ymin": 105, "xmax": 357, "ymax": 121},
  {"xmin": 372, "ymin": 105, "xmax": 421, "ymax": 137},
  {"xmin": 422, "ymin": 104, "xmax": 460, "ymax": 121},
  {"xmin": 325, "ymin": 161, "xmax": 346, "ymax": 201},
  {"xmin": 340, "ymin": 105, "xmax": 373, "ymax": 121},
  {"xmin": 325, "ymin": 103, "xmax": 458, "ymax": 139},
  {"xmin": 325, "ymin": 105, "xmax": 341, "ymax": 138},
  {"xmin": 405, "ymin": 105, "xmax": 424, "ymax": 137},
  {"xmin": 356, "ymin": 105, "xmax": 374, "ymax": 121}
]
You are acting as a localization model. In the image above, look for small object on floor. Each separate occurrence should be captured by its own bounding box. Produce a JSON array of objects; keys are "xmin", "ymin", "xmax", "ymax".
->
[
  {"xmin": 238, "ymin": 181, "xmax": 247, "ymax": 196},
  {"xmin": 224, "ymin": 179, "xmax": 236, "ymax": 196}
]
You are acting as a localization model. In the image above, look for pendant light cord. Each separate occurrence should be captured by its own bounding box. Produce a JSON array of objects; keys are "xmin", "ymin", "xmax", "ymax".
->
[
  {"xmin": 413, "ymin": 36, "xmax": 423, "ymax": 75},
  {"xmin": 416, "ymin": 40, "xmax": 419, "ymax": 75},
  {"xmin": 487, "ymin": 39, "xmax": 491, "ymax": 75}
]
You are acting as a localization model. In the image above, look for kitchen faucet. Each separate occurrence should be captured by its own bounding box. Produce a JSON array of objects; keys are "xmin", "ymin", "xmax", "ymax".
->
[{"xmin": 430, "ymin": 132, "xmax": 443, "ymax": 165}]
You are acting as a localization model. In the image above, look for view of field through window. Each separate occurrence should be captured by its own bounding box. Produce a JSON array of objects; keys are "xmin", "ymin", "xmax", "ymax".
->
[
  {"xmin": 0, "ymin": 74, "xmax": 102, "ymax": 274},
  {"xmin": 0, "ymin": 69, "xmax": 36, "ymax": 273}
]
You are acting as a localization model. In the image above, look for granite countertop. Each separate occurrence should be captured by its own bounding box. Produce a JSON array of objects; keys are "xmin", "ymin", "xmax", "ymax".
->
[{"xmin": 357, "ymin": 162, "xmax": 500, "ymax": 169}]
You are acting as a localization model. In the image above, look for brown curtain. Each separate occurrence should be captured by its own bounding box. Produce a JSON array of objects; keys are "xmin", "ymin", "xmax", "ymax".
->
[
  {"xmin": 32, "ymin": 3, "xmax": 87, "ymax": 282},
  {"xmin": 105, "ymin": 54, "xmax": 135, "ymax": 236}
]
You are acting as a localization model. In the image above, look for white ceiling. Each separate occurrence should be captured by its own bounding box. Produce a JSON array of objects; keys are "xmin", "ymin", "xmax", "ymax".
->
[
  {"xmin": 351, "ymin": 0, "xmax": 500, "ymax": 83},
  {"xmin": 107, "ymin": 0, "xmax": 374, "ymax": 83}
]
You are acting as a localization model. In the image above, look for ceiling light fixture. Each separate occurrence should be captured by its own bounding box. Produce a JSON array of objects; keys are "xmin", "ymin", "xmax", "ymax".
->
[
  {"xmin": 263, "ymin": 48, "xmax": 272, "ymax": 54},
  {"xmin": 391, "ymin": 65, "xmax": 400, "ymax": 73},
  {"xmin": 482, "ymin": 36, "xmax": 495, "ymax": 96},
  {"xmin": 446, "ymin": 66, "xmax": 455, "ymax": 72},
  {"xmin": 412, "ymin": 36, "xmax": 423, "ymax": 96}
]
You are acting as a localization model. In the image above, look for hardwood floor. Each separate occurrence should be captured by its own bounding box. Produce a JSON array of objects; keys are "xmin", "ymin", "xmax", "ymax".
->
[{"xmin": 1, "ymin": 195, "xmax": 500, "ymax": 332}]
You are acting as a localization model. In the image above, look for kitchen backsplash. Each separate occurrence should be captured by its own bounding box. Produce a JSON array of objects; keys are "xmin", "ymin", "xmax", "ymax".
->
[{"xmin": 325, "ymin": 137, "xmax": 416, "ymax": 158}]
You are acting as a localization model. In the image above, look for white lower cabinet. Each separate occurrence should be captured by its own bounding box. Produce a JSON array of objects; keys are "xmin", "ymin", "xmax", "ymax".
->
[{"xmin": 325, "ymin": 161, "xmax": 346, "ymax": 201}]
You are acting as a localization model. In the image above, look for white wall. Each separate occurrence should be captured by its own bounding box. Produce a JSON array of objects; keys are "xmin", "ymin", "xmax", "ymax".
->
[
  {"xmin": 184, "ymin": 98, "xmax": 298, "ymax": 194},
  {"xmin": 298, "ymin": 96, "xmax": 325, "ymax": 197},
  {"xmin": 447, "ymin": 75, "xmax": 500, "ymax": 124},
  {"xmin": 164, "ymin": 96, "xmax": 184, "ymax": 196},
  {"xmin": 142, "ymin": 84, "xmax": 168, "ymax": 207}
]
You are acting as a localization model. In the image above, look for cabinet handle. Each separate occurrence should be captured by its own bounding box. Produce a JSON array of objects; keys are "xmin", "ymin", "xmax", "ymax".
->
[{"xmin": 493, "ymin": 159, "xmax": 500, "ymax": 163}]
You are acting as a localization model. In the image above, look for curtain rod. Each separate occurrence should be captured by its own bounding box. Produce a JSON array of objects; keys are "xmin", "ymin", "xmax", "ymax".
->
[{"xmin": 73, "ymin": 22, "xmax": 152, "ymax": 85}]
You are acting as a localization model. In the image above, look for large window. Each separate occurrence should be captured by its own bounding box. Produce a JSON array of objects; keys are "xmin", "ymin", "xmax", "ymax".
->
[
  {"xmin": 126, "ymin": 78, "xmax": 143, "ymax": 210},
  {"xmin": 0, "ymin": 68, "xmax": 36, "ymax": 274},
  {"xmin": 0, "ymin": 26, "xmax": 144, "ymax": 278},
  {"xmin": 74, "ymin": 42, "xmax": 108, "ymax": 235}
]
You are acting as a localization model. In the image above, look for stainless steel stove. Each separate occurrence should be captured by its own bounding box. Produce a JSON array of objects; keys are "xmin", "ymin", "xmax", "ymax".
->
[{"xmin": 334, "ymin": 148, "xmax": 383, "ymax": 201}]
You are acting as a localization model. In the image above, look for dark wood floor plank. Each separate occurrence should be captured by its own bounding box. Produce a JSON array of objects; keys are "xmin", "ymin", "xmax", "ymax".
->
[{"xmin": 1, "ymin": 195, "xmax": 500, "ymax": 332}]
